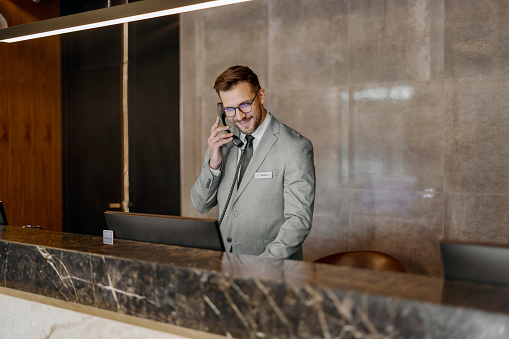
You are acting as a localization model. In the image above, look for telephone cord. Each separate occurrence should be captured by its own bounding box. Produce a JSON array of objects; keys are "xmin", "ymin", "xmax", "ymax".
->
[{"xmin": 218, "ymin": 149, "xmax": 245, "ymax": 226}]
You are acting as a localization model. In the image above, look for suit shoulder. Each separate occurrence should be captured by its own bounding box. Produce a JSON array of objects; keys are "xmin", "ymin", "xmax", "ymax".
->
[{"xmin": 276, "ymin": 120, "xmax": 313, "ymax": 149}]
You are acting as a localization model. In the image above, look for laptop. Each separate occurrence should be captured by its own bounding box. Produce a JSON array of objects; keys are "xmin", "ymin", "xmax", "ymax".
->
[
  {"xmin": 441, "ymin": 240, "xmax": 509, "ymax": 286},
  {"xmin": 104, "ymin": 211, "xmax": 224, "ymax": 251},
  {"xmin": 0, "ymin": 201, "xmax": 7, "ymax": 226}
]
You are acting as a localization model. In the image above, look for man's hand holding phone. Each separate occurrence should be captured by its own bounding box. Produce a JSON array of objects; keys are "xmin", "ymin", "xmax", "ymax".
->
[{"xmin": 208, "ymin": 117, "xmax": 233, "ymax": 170}]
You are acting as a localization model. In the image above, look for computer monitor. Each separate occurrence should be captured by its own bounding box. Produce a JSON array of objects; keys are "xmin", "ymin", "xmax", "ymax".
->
[
  {"xmin": 104, "ymin": 211, "xmax": 224, "ymax": 251},
  {"xmin": 0, "ymin": 201, "xmax": 7, "ymax": 226},
  {"xmin": 441, "ymin": 240, "xmax": 509, "ymax": 286}
]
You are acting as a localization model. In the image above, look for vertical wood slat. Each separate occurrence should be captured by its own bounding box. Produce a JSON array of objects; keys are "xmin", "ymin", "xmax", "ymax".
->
[
  {"xmin": 0, "ymin": 1, "xmax": 62, "ymax": 231},
  {"xmin": 121, "ymin": 22, "xmax": 129, "ymax": 213}
]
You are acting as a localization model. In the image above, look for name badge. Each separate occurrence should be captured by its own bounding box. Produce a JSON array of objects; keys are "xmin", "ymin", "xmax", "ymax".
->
[{"xmin": 255, "ymin": 172, "xmax": 272, "ymax": 179}]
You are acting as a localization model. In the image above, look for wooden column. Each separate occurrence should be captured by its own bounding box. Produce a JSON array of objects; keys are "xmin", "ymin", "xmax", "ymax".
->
[{"xmin": 0, "ymin": 0, "xmax": 62, "ymax": 231}]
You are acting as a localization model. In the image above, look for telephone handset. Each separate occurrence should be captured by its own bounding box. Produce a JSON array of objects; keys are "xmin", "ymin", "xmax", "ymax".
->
[{"xmin": 217, "ymin": 102, "xmax": 244, "ymax": 148}]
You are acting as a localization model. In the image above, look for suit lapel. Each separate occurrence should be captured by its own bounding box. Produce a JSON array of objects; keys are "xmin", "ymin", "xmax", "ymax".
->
[{"xmin": 234, "ymin": 116, "xmax": 280, "ymax": 203}]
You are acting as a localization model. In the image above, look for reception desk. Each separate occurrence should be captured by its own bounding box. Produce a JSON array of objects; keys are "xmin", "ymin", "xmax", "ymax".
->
[{"xmin": 1, "ymin": 225, "xmax": 509, "ymax": 338}]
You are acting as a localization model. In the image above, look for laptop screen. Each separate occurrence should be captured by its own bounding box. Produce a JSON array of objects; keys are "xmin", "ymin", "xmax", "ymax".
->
[
  {"xmin": 0, "ymin": 202, "xmax": 7, "ymax": 226},
  {"xmin": 104, "ymin": 211, "xmax": 224, "ymax": 251}
]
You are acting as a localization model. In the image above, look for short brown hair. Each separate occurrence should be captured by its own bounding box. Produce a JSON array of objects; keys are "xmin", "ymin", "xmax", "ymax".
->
[{"xmin": 213, "ymin": 65, "xmax": 261, "ymax": 94}]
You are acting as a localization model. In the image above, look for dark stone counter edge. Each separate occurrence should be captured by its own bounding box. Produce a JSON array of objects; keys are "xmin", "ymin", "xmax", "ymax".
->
[{"xmin": 2, "ymin": 229, "xmax": 509, "ymax": 338}]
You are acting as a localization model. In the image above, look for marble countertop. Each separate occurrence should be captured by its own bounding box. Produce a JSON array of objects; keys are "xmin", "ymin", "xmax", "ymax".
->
[{"xmin": 1, "ymin": 225, "xmax": 509, "ymax": 338}]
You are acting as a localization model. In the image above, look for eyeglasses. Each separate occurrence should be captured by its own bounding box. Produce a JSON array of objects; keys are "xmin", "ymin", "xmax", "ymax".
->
[{"xmin": 221, "ymin": 88, "xmax": 260, "ymax": 118}]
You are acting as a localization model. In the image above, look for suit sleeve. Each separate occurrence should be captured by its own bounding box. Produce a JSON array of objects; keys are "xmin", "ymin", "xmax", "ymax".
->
[
  {"xmin": 260, "ymin": 138, "xmax": 316, "ymax": 259},
  {"xmin": 191, "ymin": 149, "xmax": 221, "ymax": 214}
]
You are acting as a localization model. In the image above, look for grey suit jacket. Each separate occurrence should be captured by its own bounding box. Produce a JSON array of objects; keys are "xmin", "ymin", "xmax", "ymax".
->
[{"xmin": 191, "ymin": 115, "xmax": 315, "ymax": 260}]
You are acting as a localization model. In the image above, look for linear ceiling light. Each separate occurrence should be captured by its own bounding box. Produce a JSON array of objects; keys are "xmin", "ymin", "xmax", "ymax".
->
[{"xmin": 0, "ymin": 0, "xmax": 252, "ymax": 43}]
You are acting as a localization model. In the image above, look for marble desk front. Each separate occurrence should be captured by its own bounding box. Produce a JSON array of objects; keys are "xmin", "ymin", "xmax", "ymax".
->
[{"xmin": 1, "ymin": 225, "xmax": 508, "ymax": 338}]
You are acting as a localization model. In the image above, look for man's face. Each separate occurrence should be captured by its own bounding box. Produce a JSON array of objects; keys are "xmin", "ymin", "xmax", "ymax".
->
[{"xmin": 219, "ymin": 82, "xmax": 266, "ymax": 135}]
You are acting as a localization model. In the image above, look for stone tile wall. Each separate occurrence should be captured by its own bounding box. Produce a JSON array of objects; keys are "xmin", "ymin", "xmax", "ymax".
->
[{"xmin": 180, "ymin": 0, "xmax": 509, "ymax": 276}]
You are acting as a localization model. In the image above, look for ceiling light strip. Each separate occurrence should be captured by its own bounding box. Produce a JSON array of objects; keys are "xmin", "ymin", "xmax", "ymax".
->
[{"xmin": 0, "ymin": 0, "xmax": 252, "ymax": 43}]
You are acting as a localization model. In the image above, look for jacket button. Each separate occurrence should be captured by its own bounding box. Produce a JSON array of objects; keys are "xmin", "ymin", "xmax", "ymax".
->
[
  {"xmin": 227, "ymin": 237, "xmax": 232, "ymax": 243},
  {"xmin": 233, "ymin": 212, "xmax": 238, "ymax": 217}
]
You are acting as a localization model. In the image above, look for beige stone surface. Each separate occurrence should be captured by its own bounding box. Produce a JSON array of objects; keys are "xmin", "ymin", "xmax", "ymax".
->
[{"xmin": 180, "ymin": 0, "xmax": 509, "ymax": 276}]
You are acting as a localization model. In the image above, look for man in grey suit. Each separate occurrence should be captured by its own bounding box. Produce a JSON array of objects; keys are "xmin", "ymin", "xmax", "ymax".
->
[{"xmin": 191, "ymin": 65, "xmax": 315, "ymax": 260}]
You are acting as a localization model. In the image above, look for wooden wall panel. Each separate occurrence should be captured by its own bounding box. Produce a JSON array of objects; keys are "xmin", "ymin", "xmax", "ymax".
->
[{"xmin": 0, "ymin": 0, "xmax": 62, "ymax": 231}]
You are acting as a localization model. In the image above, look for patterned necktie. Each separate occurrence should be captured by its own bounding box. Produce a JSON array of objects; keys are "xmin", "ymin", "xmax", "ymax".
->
[{"xmin": 238, "ymin": 135, "xmax": 254, "ymax": 187}]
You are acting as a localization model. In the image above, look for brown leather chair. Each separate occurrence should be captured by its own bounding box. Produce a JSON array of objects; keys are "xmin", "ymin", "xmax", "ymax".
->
[{"xmin": 314, "ymin": 250, "xmax": 406, "ymax": 273}]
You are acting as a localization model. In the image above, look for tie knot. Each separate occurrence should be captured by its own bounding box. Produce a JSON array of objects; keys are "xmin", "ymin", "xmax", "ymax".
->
[{"xmin": 245, "ymin": 135, "xmax": 254, "ymax": 144}]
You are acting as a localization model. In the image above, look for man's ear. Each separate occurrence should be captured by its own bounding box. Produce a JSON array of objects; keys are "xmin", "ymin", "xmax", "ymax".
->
[{"xmin": 258, "ymin": 88, "xmax": 266, "ymax": 105}]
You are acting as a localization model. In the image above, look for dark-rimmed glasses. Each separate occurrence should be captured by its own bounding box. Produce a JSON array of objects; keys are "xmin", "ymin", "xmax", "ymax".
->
[{"xmin": 221, "ymin": 88, "xmax": 261, "ymax": 118}]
